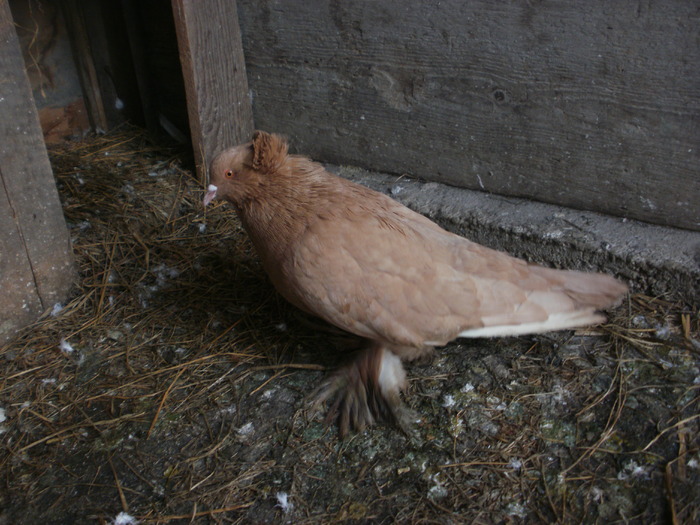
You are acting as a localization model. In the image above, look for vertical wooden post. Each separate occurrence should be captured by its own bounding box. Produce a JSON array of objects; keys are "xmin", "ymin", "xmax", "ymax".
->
[
  {"xmin": 61, "ymin": 0, "xmax": 109, "ymax": 131},
  {"xmin": 0, "ymin": 0, "xmax": 75, "ymax": 343},
  {"xmin": 171, "ymin": 0, "xmax": 254, "ymax": 182}
]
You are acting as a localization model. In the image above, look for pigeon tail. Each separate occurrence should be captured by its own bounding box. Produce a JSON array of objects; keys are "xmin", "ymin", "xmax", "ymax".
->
[
  {"xmin": 457, "ymin": 309, "xmax": 605, "ymax": 338},
  {"xmin": 456, "ymin": 267, "xmax": 627, "ymax": 338}
]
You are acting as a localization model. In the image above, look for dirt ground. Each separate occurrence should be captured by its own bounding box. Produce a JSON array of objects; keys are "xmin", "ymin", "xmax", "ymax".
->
[{"xmin": 1, "ymin": 129, "xmax": 698, "ymax": 524}]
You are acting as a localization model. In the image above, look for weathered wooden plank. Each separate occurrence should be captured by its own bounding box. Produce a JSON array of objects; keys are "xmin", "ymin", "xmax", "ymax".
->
[
  {"xmin": 123, "ymin": 0, "xmax": 190, "ymax": 139},
  {"xmin": 0, "ymin": 0, "xmax": 75, "ymax": 343},
  {"xmin": 0, "ymin": 171, "xmax": 43, "ymax": 342},
  {"xmin": 75, "ymin": 0, "xmax": 139, "ymax": 129},
  {"xmin": 172, "ymin": 0, "xmax": 254, "ymax": 182},
  {"xmin": 120, "ymin": 0, "xmax": 161, "ymax": 135},
  {"xmin": 237, "ymin": 0, "xmax": 700, "ymax": 231},
  {"xmin": 61, "ymin": 0, "xmax": 109, "ymax": 131}
]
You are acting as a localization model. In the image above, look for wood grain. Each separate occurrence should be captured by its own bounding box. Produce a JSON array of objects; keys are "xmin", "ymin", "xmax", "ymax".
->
[
  {"xmin": 0, "ymin": 167, "xmax": 43, "ymax": 342},
  {"xmin": 0, "ymin": 0, "xmax": 75, "ymax": 343},
  {"xmin": 61, "ymin": 0, "xmax": 108, "ymax": 131},
  {"xmin": 237, "ymin": 0, "xmax": 699, "ymax": 231},
  {"xmin": 172, "ymin": 0, "xmax": 254, "ymax": 182}
]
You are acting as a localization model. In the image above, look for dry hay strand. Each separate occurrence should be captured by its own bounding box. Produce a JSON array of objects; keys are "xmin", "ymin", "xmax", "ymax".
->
[{"xmin": 0, "ymin": 126, "xmax": 698, "ymax": 524}]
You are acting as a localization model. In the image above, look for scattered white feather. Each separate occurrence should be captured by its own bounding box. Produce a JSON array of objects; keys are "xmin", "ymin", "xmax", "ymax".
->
[
  {"xmin": 509, "ymin": 458, "xmax": 522, "ymax": 471},
  {"xmin": 659, "ymin": 359, "xmax": 674, "ymax": 370},
  {"xmin": 138, "ymin": 265, "xmax": 180, "ymax": 308},
  {"xmin": 486, "ymin": 396, "xmax": 506, "ymax": 410},
  {"xmin": 198, "ymin": 223, "xmax": 206, "ymax": 233},
  {"xmin": 687, "ymin": 458, "xmax": 699, "ymax": 469},
  {"xmin": 220, "ymin": 405, "xmax": 236, "ymax": 416},
  {"xmin": 112, "ymin": 512, "xmax": 138, "ymax": 525},
  {"xmin": 460, "ymin": 383, "xmax": 475, "ymax": 393},
  {"xmin": 591, "ymin": 486, "xmax": 604, "ymax": 503},
  {"xmin": 275, "ymin": 492, "xmax": 293, "ymax": 513},
  {"xmin": 0, "ymin": 407, "xmax": 6, "ymax": 423},
  {"xmin": 427, "ymin": 473, "xmax": 448, "ymax": 501},
  {"xmin": 152, "ymin": 264, "xmax": 180, "ymax": 288},
  {"xmin": 505, "ymin": 501, "xmax": 526, "ymax": 518},
  {"xmin": 442, "ymin": 395, "xmax": 456, "ymax": 408},
  {"xmin": 631, "ymin": 464, "xmax": 649, "ymax": 478},
  {"xmin": 59, "ymin": 339, "xmax": 74, "ymax": 354},
  {"xmin": 654, "ymin": 324, "xmax": 672, "ymax": 340},
  {"xmin": 552, "ymin": 384, "xmax": 569, "ymax": 406},
  {"xmin": 51, "ymin": 303, "xmax": 64, "ymax": 316},
  {"xmin": 631, "ymin": 315, "xmax": 650, "ymax": 328},
  {"xmin": 275, "ymin": 323, "xmax": 287, "ymax": 332},
  {"xmin": 114, "ymin": 97, "xmax": 125, "ymax": 110},
  {"xmin": 237, "ymin": 422, "xmax": 254, "ymax": 437},
  {"xmin": 543, "ymin": 229, "xmax": 564, "ymax": 240},
  {"xmin": 617, "ymin": 460, "xmax": 650, "ymax": 480}
]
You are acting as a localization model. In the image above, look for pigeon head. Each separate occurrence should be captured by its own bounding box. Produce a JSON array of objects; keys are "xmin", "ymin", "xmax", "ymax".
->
[{"xmin": 204, "ymin": 131, "xmax": 289, "ymax": 207}]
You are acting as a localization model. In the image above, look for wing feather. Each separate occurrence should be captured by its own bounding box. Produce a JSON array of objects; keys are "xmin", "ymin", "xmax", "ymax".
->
[{"xmin": 272, "ymin": 178, "xmax": 625, "ymax": 346}]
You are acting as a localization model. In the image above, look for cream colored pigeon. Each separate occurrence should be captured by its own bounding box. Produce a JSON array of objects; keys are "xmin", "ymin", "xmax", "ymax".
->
[{"xmin": 204, "ymin": 131, "xmax": 628, "ymax": 435}]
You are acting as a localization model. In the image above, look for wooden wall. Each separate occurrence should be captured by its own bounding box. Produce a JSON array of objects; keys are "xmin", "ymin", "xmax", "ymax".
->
[
  {"xmin": 173, "ymin": 0, "xmax": 254, "ymax": 180},
  {"xmin": 1, "ymin": 0, "xmax": 75, "ymax": 343},
  {"xmin": 237, "ymin": 0, "xmax": 699, "ymax": 231}
]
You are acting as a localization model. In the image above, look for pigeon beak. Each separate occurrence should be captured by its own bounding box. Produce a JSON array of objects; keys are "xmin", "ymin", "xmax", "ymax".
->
[{"xmin": 203, "ymin": 184, "xmax": 218, "ymax": 206}]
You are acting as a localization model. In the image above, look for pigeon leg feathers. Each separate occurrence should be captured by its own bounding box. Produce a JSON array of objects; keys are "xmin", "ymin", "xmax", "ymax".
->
[{"xmin": 311, "ymin": 344, "xmax": 416, "ymax": 437}]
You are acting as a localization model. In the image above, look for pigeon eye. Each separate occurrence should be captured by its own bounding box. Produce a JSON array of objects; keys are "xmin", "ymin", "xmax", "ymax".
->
[{"xmin": 225, "ymin": 170, "xmax": 234, "ymax": 178}]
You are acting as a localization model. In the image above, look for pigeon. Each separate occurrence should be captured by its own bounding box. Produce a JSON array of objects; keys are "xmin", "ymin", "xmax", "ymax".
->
[{"xmin": 204, "ymin": 130, "xmax": 628, "ymax": 436}]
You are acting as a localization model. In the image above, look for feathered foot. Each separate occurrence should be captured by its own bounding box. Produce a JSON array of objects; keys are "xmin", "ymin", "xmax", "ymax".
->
[{"xmin": 311, "ymin": 343, "xmax": 418, "ymax": 438}]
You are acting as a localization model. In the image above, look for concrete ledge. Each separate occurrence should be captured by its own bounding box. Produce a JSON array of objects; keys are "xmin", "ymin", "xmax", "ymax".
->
[{"xmin": 330, "ymin": 164, "xmax": 700, "ymax": 306}]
